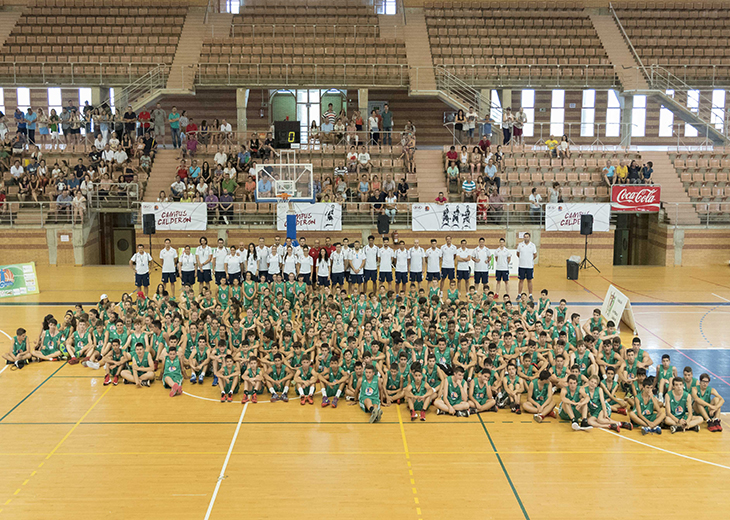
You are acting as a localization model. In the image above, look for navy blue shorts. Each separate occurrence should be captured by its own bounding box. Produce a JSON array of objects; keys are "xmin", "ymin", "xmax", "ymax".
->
[
  {"xmin": 441, "ymin": 267, "xmax": 455, "ymax": 280},
  {"xmin": 331, "ymin": 272, "xmax": 345, "ymax": 286},
  {"xmin": 345, "ymin": 272, "xmax": 351, "ymax": 282},
  {"xmin": 215, "ymin": 271, "xmax": 227, "ymax": 285},
  {"xmin": 135, "ymin": 272, "xmax": 150, "ymax": 288},
  {"xmin": 350, "ymin": 274, "xmax": 364, "ymax": 285},
  {"xmin": 318, "ymin": 275, "xmax": 330, "ymax": 286},
  {"xmin": 379, "ymin": 271, "xmax": 393, "ymax": 283},
  {"xmin": 228, "ymin": 273, "xmax": 241, "ymax": 285},
  {"xmin": 495, "ymin": 270, "xmax": 509, "ymax": 282},
  {"xmin": 518, "ymin": 267, "xmax": 534, "ymax": 281},
  {"xmin": 258, "ymin": 269, "xmax": 268, "ymax": 282},
  {"xmin": 474, "ymin": 271, "xmax": 488, "ymax": 285},
  {"xmin": 300, "ymin": 273, "xmax": 311, "ymax": 285},
  {"xmin": 426, "ymin": 271, "xmax": 441, "ymax": 281},
  {"xmin": 409, "ymin": 272, "xmax": 423, "ymax": 283},
  {"xmin": 364, "ymin": 269, "xmax": 377, "ymax": 282},
  {"xmin": 456, "ymin": 269, "xmax": 470, "ymax": 281},
  {"xmin": 395, "ymin": 271, "xmax": 408, "ymax": 284},
  {"xmin": 197, "ymin": 270, "xmax": 212, "ymax": 283},
  {"xmin": 161, "ymin": 272, "xmax": 177, "ymax": 284},
  {"xmin": 266, "ymin": 272, "xmax": 275, "ymax": 283},
  {"xmin": 181, "ymin": 270, "xmax": 196, "ymax": 286}
]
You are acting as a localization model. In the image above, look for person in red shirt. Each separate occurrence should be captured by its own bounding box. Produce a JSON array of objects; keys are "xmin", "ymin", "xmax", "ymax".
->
[
  {"xmin": 446, "ymin": 146, "xmax": 458, "ymax": 161},
  {"xmin": 308, "ymin": 239, "xmax": 321, "ymax": 285},
  {"xmin": 137, "ymin": 107, "xmax": 151, "ymax": 137},
  {"xmin": 176, "ymin": 159, "xmax": 188, "ymax": 181},
  {"xmin": 185, "ymin": 117, "xmax": 198, "ymax": 139},
  {"xmin": 323, "ymin": 237, "xmax": 335, "ymax": 256},
  {"xmin": 478, "ymin": 136, "xmax": 491, "ymax": 153}
]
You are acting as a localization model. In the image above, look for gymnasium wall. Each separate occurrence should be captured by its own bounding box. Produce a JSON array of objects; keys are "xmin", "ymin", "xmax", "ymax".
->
[{"xmin": 1, "ymin": 218, "xmax": 100, "ymax": 266}]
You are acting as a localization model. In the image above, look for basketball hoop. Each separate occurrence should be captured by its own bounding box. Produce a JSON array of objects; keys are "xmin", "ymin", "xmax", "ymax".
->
[{"xmin": 277, "ymin": 192, "xmax": 295, "ymax": 214}]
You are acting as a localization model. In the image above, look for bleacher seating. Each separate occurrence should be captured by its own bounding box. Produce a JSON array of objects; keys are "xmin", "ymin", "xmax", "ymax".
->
[
  {"xmin": 0, "ymin": 0, "xmax": 186, "ymax": 84},
  {"xmin": 424, "ymin": 1, "xmax": 614, "ymax": 86},
  {"xmin": 614, "ymin": 1, "xmax": 730, "ymax": 84},
  {"xmin": 670, "ymin": 151, "xmax": 730, "ymax": 221}
]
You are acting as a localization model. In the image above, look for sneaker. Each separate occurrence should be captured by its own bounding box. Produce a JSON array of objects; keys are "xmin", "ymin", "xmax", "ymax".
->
[
  {"xmin": 307, "ymin": 395, "xmax": 314, "ymax": 405},
  {"xmin": 241, "ymin": 394, "xmax": 250, "ymax": 404},
  {"xmin": 170, "ymin": 383, "xmax": 180, "ymax": 397},
  {"xmin": 621, "ymin": 422, "xmax": 633, "ymax": 431},
  {"xmin": 88, "ymin": 361, "xmax": 100, "ymax": 370},
  {"xmin": 653, "ymin": 426, "xmax": 662, "ymax": 435},
  {"xmin": 221, "ymin": 393, "xmax": 226, "ymax": 403},
  {"xmin": 375, "ymin": 408, "xmax": 383, "ymax": 422},
  {"xmin": 322, "ymin": 396, "xmax": 330, "ymax": 407},
  {"xmin": 411, "ymin": 410, "xmax": 417, "ymax": 421},
  {"xmin": 281, "ymin": 393, "xmax": 289, "ymax": 403},
  {"xmin": 571, "ymin": 421, "xmax": 581, "ymax": 431},
  {"xmin": 331, "ymin": 396, "xmax": 339, "ymax": 408},
  {"xmin": 455, "ymin": 410, "xmax": 466, "ymax": 417},
  {"xmin": 510, "ymin": 405, "xmax": 516, "ymax": 413},
  {"xmin": 103, "ymin": 374, "xmax": 111, "ymax": 386},
  {"xmin": 616, "ymin": 407, "xmax": 627, "ymax": 416},
  {"xmin": 641, "ymin": 427, "xmax": 650, "ymax": 435},
  {"xmin": 533, "ymin": 414, "xmax": 543, "ymax": 423},
  {"xmin": 546, "ymin": 410, "xmax": 557, "ymax": 419},
  {"xmin": 515, "ymin": 407, "xmax": 522, "ymax": 415},
  {"xmin": 490, "ymin": 405, "xmax": 499, "ymax": 413},
  {"xmin": 81, "ymin": 360, "xmax": 88, "ymax": 367},
  {"xmin": 142, "ymin": 380, "xmax": 151, "ymax": 387},
  {"xmin": 112, "ymin": 375, "xmax": 119, "ymax": 386},
  {"xmin": 212, "ymin": 376, "xmax": 218, "ymax": 387},
  {"xmin": 436, "ymin": 409, "xmax": 445, "ymax": 415},
  {"xmin": 420, "ymin": 411, "xmax": 426, "ymax": 421},
  {"xmin": 177, "ymin": 385, "xmax": 183, "ymax": 396},
  {"xmin": 714, "ymin": 421, "xmax": 723, "ymax": 432},
  {"xmin": 190, "ymin": 374, "xmax": 197, "ymax": 384},
  {"xmin": 690, "ymin": 425, "xmax": 700, "ymax": 432},
  {"xmin": 300, "ymin": 396, "xmax": 306, "ymax": 406},
  {"xmin": 271, "ymin": 393, "xmax": 279, "ymax": 403},
  {"xmin": 68, "ymin": 357, "xmax": 79, "ymax": 365},
  {"xmin": 123, "ymin": 379, "xmax": 133, "ymax": 385},
  {"xmin": 227, "ymin": 393, "xmax": 233, "ymax": 402},
  {"xmin": 198, "ymin": 374, "xmax": 204, "ymax": 384},
  {"xmin": 670, "ymin": 425, "xmax": 678, "ymax": 434},
  {"xmin": 369, "ymin": 407, "xmax": 379, "ymax": 423},
  {"xmin": 251, "ymin": 393, "xmax": 258, "ymax": 404},
  {"xmin": 610, "ymin": 423, "xmax": 621, "ymax": 432},
  {"xmin": 580, "ymin": 419, "xmax": 593, "ymax": 430}
]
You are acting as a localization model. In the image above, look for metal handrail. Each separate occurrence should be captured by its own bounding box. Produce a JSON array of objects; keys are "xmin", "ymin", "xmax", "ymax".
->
[
  {"xmin": 433, "ymin": 63, "xmax": 619, "ymax": 88},
  {"xmin": 432, "ymin": 65, "xmax": 501, "ymax": 117},
  {"xmin": 609, "ymin": 2, "xmax": 649, "ymax": 83},
  {"xmin": 0, "ymin": 62, "xmax": 168, "ymax": 86},
  {"xmin": 661, "ymin": 201, "xmax": 730, "ymax": 229}
]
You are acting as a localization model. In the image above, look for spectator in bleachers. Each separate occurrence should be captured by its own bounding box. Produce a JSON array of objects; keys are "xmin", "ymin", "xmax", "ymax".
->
[
  {"xmin": 185, "ymin": 132, "xmax": 198, "ymax": 158},
  {"xmin": 196, "ymin": 177, "xmax": 208, "ymax": 198},
  {"xmin": 138, "ymin": 106, "xmax": 152, "ymax": 137},
  {"xmin": 219, "ymin": 188, "xmax": 234, "ymax": 225},
  {"xmin": 199, "ymin": 120, "xmax": 210, "ymax": 145},
  {"xmin": 384, "ymin": 191, "xmax": 397, "ymax": 223},
  {"xmin": 10, "ymin": 159, "xmax": 23, "ymax": 184},
  {"xmin": 545, "ymin": 135, "xmax": 558, "ymax": 158},
  {"xmin": 185, "ymin": 117, "xmax": 198, "ymax": 140},
  {"xmin": 549, "ymin": 182, "xmax": 561, "ymax": 204},
  {"xmin": 529, "ymin": 187, "xmax": 542, "ymax": 223},
  {"xmin": 93, "ymin": 133, "xmax": 105, "ymax": 152},
  {"xmin": 445, "ymin": 145, "xmax": 457, "ymax": 164},
  {"xmin": 36, "ymin": 108, "xmax": 49, "ymax": 149},
  {"xmin": 458, "ymin": 145, "xmax": 469, "ymax": 173},
  {"xmin": 478, "ymin": 134, "xmax": 491, "ymax": 154},
  {"xmin": 484, "ymin": 158, "xmax": 500, "ymax": 190},
  {"xmin": 170, "ymin": 176, "xmax": 185, "ymax": 201},
  {"xmin": 447, "ymin": 161, "xmax": 459, "ymax": 191},
  {"xmin": 488, "ymin": 186, "xmax": 505, "ymax": 223},
  {"xmin": 616, "ymin": 160, "xmax": 628, "ymax": 185},
  {"xmin": 513, "ymin": 107, "xmax": 527, "ymax": 148},
  {"xmin": 70, "ymin": 110, "xmax": 84, "ymax": 151},
  {"xmin": 214, "ymin": 147, "xmax": 227, "ymax": 167},
  {"xmin": 357, "ymin": 145, "xmax": 372, "ymax": 175},
  {"xmin": 461, "ymin": 174, "xmax": 476, "ymax": 202},
  {"xmin": 371, "ymin": 174, "xmax": 381, "ymax": 194},
  {"xmin": 353, "ymin": 111, "xmax": 363, "ymax": 133},
  {"xmin": 368, "ymin": 110, "xmax": 379, "ymax": 146},
  {"xmin": 383, "ymin": 174, "xmax": 396, "ymax": 194},
  {"xmin": 334, "ymin": 118, "xmax": 346, "ymax": 144},
  {"xmin": 477, "ymin": 189, "xmax": 489, "ymax": 222},
  {"xmin": 168, "ymin": 106, "xmax": 181, "ymax": 149},
  {"xmin": 223, "ymin": 161, "xmax": 236, "ymax": 182},
  {"xmin": 627, "ymin": 160, "xmax": 641, "ymax": 184},
  {"xmin": 249, "ymin": 133, "xmax": 261, "ymax": 158},
  {"xmin": 322, "ymin": 103, "xmax": 336, "ymax": 136},
  {"xmin": 205, "ymin": 189, "xmax": 219, "ymax": 221},
  {"xmin": 114, "ymin": 147, "xmax": 128, "ymax": 169},
  {"xmin": 55, "ymin": 188, "xmax": 73, "ymax": 220},
  {"xmin": 435, "ymin": 192, "xmax": 447, "ymax": 204},
  {"xmin": 397, "ymin": 177, "xmax": 409, "ymax": 202},
  {"xmin": 358, "ymin": 175, "xmax": 370, "ymax": 202},
  {"xmin": 454, "ymin": 109, "xmax": 466, "ymax": 143},
  {"xmin": 28, "ymin": 173, "xmax": 41, "ymax": 203},
  {"xmin": 641, "ymin": 162, "xmax": 653, "ymax": 185},
  {"xmin": 465, "ymin": 106, "xmax": 478, "ymax": 145},
  {"xmin": 262, "ymin": 133, "xmax": 277, "ymax": 160},
  {"xmin": 123, "ymin": 106, "xmax": 137, "ymax": 139},
  {"xmin": 470, "ymin": 146, "xmax": 483, "ymax": 175},
  {"xmin": 502, "ymin": 108, "xmax": 513, "ymax": 146},
  {"xmin": 72, "ymin": 189, "xmax": 86, "ymax": 224},
  {"xmin": 257, "ymin": 175, "xmax": 272, "ymax": 198},
  {"xmin": 188, "ymin": 159, "xmax": 201, "ymax": 181},
  {"xmin": 201, "ymin": 161, "xmax": 211, "ymax": 184},
  {"xmin": 236, "ymin": 146, "xmax": 251, "ymax": 171},
  {"xmin": 50, "ymin": 110, "xmax": 61, "ymax": 151},
  {"xmin": 179, "ymin": 111, "xmax": 189, "ymax": 143},
  {"xmin": 309, "ymin": 121, "xmax": 320, "ymax": 146},
  {"xmin": 382, "ymin": 104, "xmax": 394, "ymax": 146},
  {"xmin": 243, "ymin": 175, "xmax": 256, "ymax": 202},
  {"xmin": 14, "ymin": 108, "xmax": 26, "ymax": 139},
  {"xmin": 558, "ymin": 135, "xmax": 571, "ymax": 161},
  {"xmin": 347, "ymin": 146, "xmax": 358, "ymax": 172}
]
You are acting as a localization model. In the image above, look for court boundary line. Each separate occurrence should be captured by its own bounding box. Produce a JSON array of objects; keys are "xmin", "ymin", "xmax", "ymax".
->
[
  {"xmin": 203, "ymin": 403, "xmax": 248, "ymax": 520},
  {"xmin": 713, "ymin": 293, "xmax": 730, "ymax": 303},
  {"xmin": 477, "ymin": 414, "xmax": 531, "ymax": 520},
  {"xmin": 396, "ymin": 406, "xmax": 424, "ymax": 520},
  {"xmin": 0, "ymin": 362, "xmax": 67, "ymax": 422},
  {"xmin": 600, "ymin": 428, "xmax": 730, "ymax": 470}
]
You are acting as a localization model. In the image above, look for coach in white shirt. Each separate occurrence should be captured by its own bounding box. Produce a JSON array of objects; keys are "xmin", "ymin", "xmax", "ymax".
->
[
  {"xmin": 494, "ymin": 237, "xmax": 512, "ymax": 298},
  {"xmin": 213, "ymin": 238, "xmax": 228, "ymax": 285},
  {"xmin": 425, "ymin": 239, "xmax": 442, "ymax": 282},
  {"xmin": 256, "ymin": 237, "xmax": 270, "ymax": 281},
  {"xmin": 224, "ymin": 245, "xmax": 242, "ymax": 284},
  {"xmin": 159, "ymin": 238, "xmax": 179, "ymax": 298},
  {"xmin": 516, "ymin": 232, "xmax": 538, "ymax": 298},
  {"xmin": 179, "ymin": 245, "xmax": 197, "ymax": 287},
  {"xmin": 363, "ymin": 234, "xmax": 379, "ymax": 291},
  {"xmin": 409, "ymin": 239, "xmax": 425, "ymax": 284},
  {"xmin": 472, "ymin": 237, "xmax": 492, "ymax": 289},
  {"xmin": 440, "ymin": 235, "xmax": 458, "ymax": 291},
  {"xmin": 377, "ymin": 237, "xmax": 395, "ymax": 290},
  {"xmin": 330, "ymin": 243, "xmax": 346, "ymax": 289},
  {"xmin": 195, "ymin": 236, "xmax": 213, "ymax": 288},
  {"xmin": 455, "ymin": 240, "xmax": 472, "ymax": 293},
  {"xmin": 129, "ymin": 244, "xmax": 152, "ymax": 296},
  {"xmin": 341, "ymin": 238, "xmax": 353, "ymax": 283},
  {"xmin": 349, "ymin": 241, "xmax": 366, "ymax": 292},
  {"xmin": 394, "ymin": 240, "xmax": 410, "ymax": 292}
]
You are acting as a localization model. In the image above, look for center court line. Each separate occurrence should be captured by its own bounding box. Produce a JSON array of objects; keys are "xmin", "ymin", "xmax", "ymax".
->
[
  {"xmin": 600, "ymin": 428, "xmax": 730, "ymax": 470},
  {"xmin": 203, "ymin": 403, "xmax": 248, "ymax": 520},
  {"xmin": 396, "ymin": 406, "xmax": 424, "ymax": 520},
  {"xmin": 477, "ymin": 415, "xmax": 531, "ymax": 520}
]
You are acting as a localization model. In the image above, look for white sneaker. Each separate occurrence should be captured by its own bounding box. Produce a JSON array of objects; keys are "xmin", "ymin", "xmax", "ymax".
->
[{"xmin": 89, "ymin": 361, "xmax": 100, "ymax": 370}]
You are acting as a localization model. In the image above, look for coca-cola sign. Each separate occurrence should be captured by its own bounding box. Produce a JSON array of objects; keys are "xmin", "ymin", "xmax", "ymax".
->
[{"xmin": 611, "ymin": 185, "xmax": 661, "ymax": 212}]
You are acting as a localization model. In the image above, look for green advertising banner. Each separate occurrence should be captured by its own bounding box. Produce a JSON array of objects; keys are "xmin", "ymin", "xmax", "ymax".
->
[{"xmin": 0, "ymin": 262, "xmax": 40, "ymax": 299}]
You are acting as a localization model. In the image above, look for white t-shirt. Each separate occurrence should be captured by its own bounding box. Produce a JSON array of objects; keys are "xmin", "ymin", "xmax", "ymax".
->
[
  {"xmin": 179, "ymin": 252, "xmax": 196, "ymax": 272},
  {"xmin": 225, "ymin": 253, "xmax": 242, "ymax": 274},
  {"xmin": 472, "ymin": 246, "xmax": 491, "ymax": 272},
  {"xmin": 364, "ymin": 244, "xmax": 379, "ymax": 270},
  {"xmin": 282, "ymin": 254, "xmax": 298, "ymax": 275},
  {"xmin": 378, "ymin": 246, "xmax": 394, "ymax": 271},
  {"xmin": 425, "ymin": 247, "xmax": 442, "ymax": 273},
  {"xmin": 268, "ymin": 253, "xmax": 281, "ymax": 275},
  {"xmin": 341, "ymin": 246, "xmax": 352, "ymax": 273},
  {"xmin": 456, "ymin": 247, "xmax": 472, "ymax": 271},
  {"xmin": 256, "ymin": 245, "xmax": 269, "ymax": 270},
  {"xmin": 517, "ymin": 241, "xmax": 537, "ymax": 269},
  {"xmin": 246, "ymin": 254, "xmax": 258, "ymax": 273},
  {"xmin": 409, "ymin": 247, "xmax": 425, "ymax": 273},
  {"xmin": 494, "ymin": 247, "xmax": 512, "ymax": 271},
  {"xmin": 196, "ymin": 245, "xmax": 213, "ymax": 271},
  {"xmin": 131, "ymin": 251, "xmax": 152, "ymax": 274},
  {"xmin": 272, "ymin": 243, "xmax": 286, "ymax": 258},
  {"xmin": 440, "ymin": 244, "xmax": 457, "ymax": 269},
  {"xmin": 330, "ymin": 251, "xmax": 346, "ymax": 274},
  {"xmin": 349, "ymin": 250, "xmax": 365, "ymax": 273},
  {"xmin": 317, "ymin": 259, "xmax": 330, "ymax": 277},
  {"xmin": 214, "ymin": 246, "xmax": 228, "ymax": 272},
  {"xmin": 299, "ymin": 255, "xmax": 313, "ymax": 275},
  {"xmin": 394, "ymin": 249, "xmax": 409, "ymax": 273},
  {"xmin": 159, "ymin": 247, "xmax": 178, "ymax": 273},
  {"xmin": 358, "ymin": 152, "xmax": 370, "ymax": 165},
  {"xmin": 529, "ymin": 193, "xmax": 542, "ymax": 209}
]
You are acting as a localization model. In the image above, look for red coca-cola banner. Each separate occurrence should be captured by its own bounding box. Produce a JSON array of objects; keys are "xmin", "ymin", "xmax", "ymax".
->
[{"xmin": 611, "ymin": 185, "xmax": 661, "ymax": 212}]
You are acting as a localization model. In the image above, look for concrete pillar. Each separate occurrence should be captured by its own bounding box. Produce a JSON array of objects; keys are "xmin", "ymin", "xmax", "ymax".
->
[
  {"xmin": 619, "ymin": 93, "xmax": 632, "ymax": 148},
  {"xmin": 358, "ymin": 88, "xmax": 369, "ymax": 118},
  {"xmin": 90, "ymin": 87, "xmax": 104, "ymax": 106},
  {"xmin": 673, "ymin": 228, "xmax": 684, "ymax": 266},
  {"xmin": 501, "ymin": 89, "xmax": 512, "ymax": 110},
  {"xmin": 46, "ymin": 229, "xmax": 58, "ymax": 265},
  {"xmin": 113, "ymin": 87, "xmax": 128, "ymax": 111},
  {"xmin": 236, "ymin": 88, "xmax": 249, "ymax": 136}
]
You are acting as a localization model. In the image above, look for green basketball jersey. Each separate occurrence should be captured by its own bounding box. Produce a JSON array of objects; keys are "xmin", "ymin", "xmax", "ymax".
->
[
  {"xmin": 446, "ymin": 376, "xmax": 464, "ymax": 405},
  {"xmin": 472, "ymin": 380, "xmax": 489, "ymax": 405},
  {"xmin": 532, "ymin": 381, "xmax": 549, "ymax": 404},
  {"xmin": 359, "ymin": 377, "xmax": 380, "ymax": 405},
  {"xmin": 668, "ymin": 390, "xmax": 690, "ymax": 419},
  {"xmin": 637, "ymin": 392, "xmax": 656, "ymax": 422},
  {"xmin": 13, "ymin": 335, "xmax": 27, "ymax": 354}
]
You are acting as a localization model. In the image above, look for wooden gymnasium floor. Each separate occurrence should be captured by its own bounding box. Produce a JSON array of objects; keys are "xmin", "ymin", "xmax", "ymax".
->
[{"xmin": 1, "ymin": 265, "xmax": 730, "ymax": 519}]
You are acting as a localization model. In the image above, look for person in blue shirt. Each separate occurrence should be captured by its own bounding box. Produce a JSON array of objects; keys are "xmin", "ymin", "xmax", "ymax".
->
[
  {"xmin": 602, "ymin": 160, "xmax": 616, "ymax": 187},
  {"xmin": 25, "ymin": 108, "xmax": 37, "ymax": 145},
  {"xmin": 257, "ymin": 177, "xmax": 272, "ymax": 198},
  {"xmin": 14, "ymin": 108, "xmax": 26, "ymax": 136}
]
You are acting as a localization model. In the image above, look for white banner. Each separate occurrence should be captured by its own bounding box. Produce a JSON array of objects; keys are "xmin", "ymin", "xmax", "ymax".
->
[
  {"xmin": 277, "ymin": 202, "xmax": 342, "ymax": 231},
  {"xmin": 545, "ymin": 203, "xmax": 611, "ymax": 232},
  {"xmin": 601, "ymin": 284, "xmax": 638, "ymax": 336},
  {"xmin": 141, "ymin": 202, "xmax": 207, "ymax": 231},
  {"xmin": 412, "ymin": 203, "xmax": 477, "ymax": 232}
]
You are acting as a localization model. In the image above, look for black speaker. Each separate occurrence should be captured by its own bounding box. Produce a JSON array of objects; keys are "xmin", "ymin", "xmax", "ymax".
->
[
  {"xmin": 580, "ymin": 214, "xmax": 593, "ymax": 236},
  {"xmin": 274, "ymin": 120, "xmax": 300, "ymax": 149},
  {"xmin": 377, "ymin": 214, "xmax": 390, "ymax": 235},
  {"xmin": 143, "ymin": 213, "xmax": 156, "ymax": 235}
]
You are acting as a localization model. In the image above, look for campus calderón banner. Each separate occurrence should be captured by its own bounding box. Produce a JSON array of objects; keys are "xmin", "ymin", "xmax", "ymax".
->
[
  {"xmin": 277, "ymin": 202, "xmax": 342, "ymax": 231},
  {"xmin": 141, "ymin": 202, "xmax": 207, "ymax": 231},
  {"xmin": 412, "ymin": 203, "xmax": 477, "ymax": 232},
  {"xmin": 545, "ymin": 203, "xmax": 611, "ymax": 232},
  {"xmin": 0, "ymin": 262, "xmax": 40, "ymax": 299},
  {"xmin": 611, "ymin": 185, "xmax": 661, "ymax": 212}
]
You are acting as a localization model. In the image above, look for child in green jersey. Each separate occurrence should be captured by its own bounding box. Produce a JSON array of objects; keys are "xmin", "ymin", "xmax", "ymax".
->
[
  {"xmin": 4, "ymin": 328, "xmax": 31, "ymax": 368},
  {"xmin": 161, "ymin": 345, "xmax": 186, "ymax": 397},
  {"xmin": 320, "ymin": 356, "xmax": 348, "ymax": 408},
  {"xmin": 691, "ymin": 373, "xmax": 724, "ymax": 432},
  {"xmin": 359, "ymin": 364, "xmax": 384, "ymax": 423},
  {"xmin": 665, "ymin": 377, "xmax": 704, "ymax": 433},
  {"xmin": 294, "ymin": 357, "xmax": 318, "ymax": 405},
  {"xmin": 523, "ymin": 370, "xmax": 557, "ymax": 422},
  {"xmin": 265, "ymin": 353, "xmax": 293, "ymax": 403},
  {"xmin": 102, "ymin": 339, "xmax": 128, "ymax": 387},
  {"xmin": 629, "ymin": 377, "xmax": 665, "ymax": 435},
  {"xmin": 241, "ymin": 356, "xmax": 264, "ymax": 404},
  {"xmin": 584, "ymin": 375, "xmax": 631, "ymax": 432},
  {"xmin": 468, "ymin": 367, "xmax": 497, "ymax": 414},
  {"xmin": 120, "ymin": 342, "xmax": 155, "ymax": 387},
  {"xmin": 33, "ymin": 318, "xmax": 63, "ymax": 361},
  {"xmin": 217, "ymin": 355, "xmax": 240, "ymax": 403},
  {"xmin": 406, "ymin": 364, "xmax": 433, "ymax": 421}
]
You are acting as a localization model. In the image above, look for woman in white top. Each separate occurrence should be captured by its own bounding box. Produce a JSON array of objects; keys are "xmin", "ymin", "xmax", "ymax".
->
[
  {"xmin": 268, "ymin": 249, "xmax": 281, "ymax": 277},
  {"xmin": 282, "ymin": 245, "xmax": 299, "ymax": 278},
  {"xmin": 224, "ymin": 246, "xmax": 242, "ymax": 283},
  {"xmin": 244, "ymin": 243, "xmax": 258, "ymax": 275},
  {"xmin": 223, "ymin": 160, "xmax": 237, "ymax": 180},
  {"xmin": 465, "ymin": 106, "xmax": 478, "ymax": 144},
  {"xmin": 157, "ymin": 190, "xmax": 169, "ymax": 202},
  {"xmin": 80, "ymin": 174, "xmax": 94, "ymax": 198},
  {"xmin": 196, "ymin": 178, "xmax": 208, "ymax": 196},
  {"xmin": 558, "ymin": 135, "xmax": 571, "ymax": 160},
  {"xmin": 385, "ymin": 191, "xmax": 398, "ymax": 223},
  {"xmin": 298, "ymin": 245, "xmax": 313, "ymax": 284},
  {"xmin": 316, "ymin": 248, "xmax": 330, "ymax": 287},
  {"xmin": 71, "ymin": 188, "xmax": 86, "ymax": 223}
]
